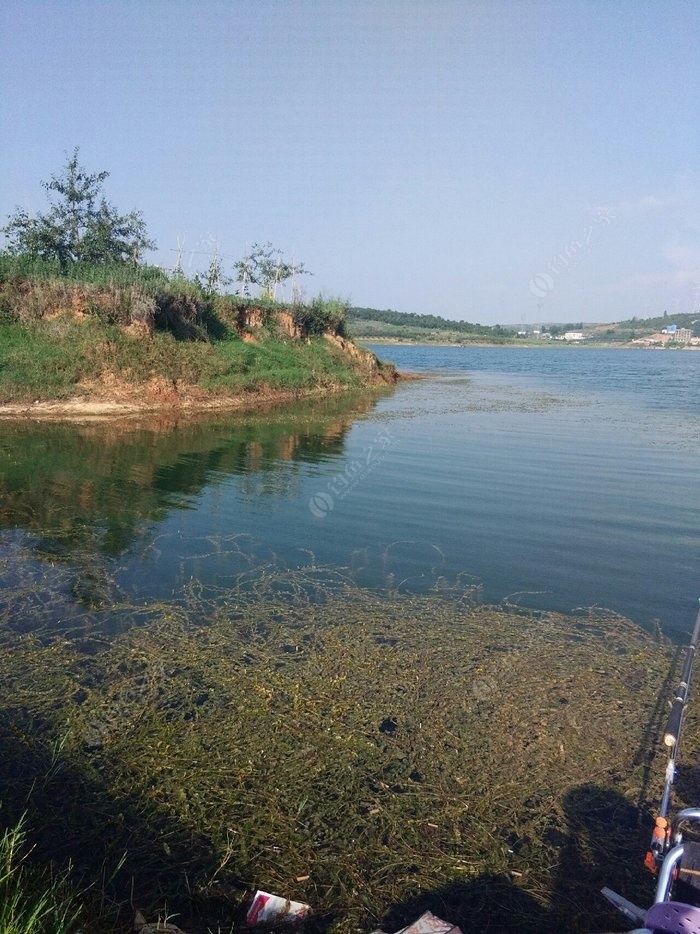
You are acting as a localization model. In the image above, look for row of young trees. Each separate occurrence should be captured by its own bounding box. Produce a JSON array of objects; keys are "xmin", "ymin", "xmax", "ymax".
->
[
  {"xmin": 189, "ymin": 241, "xmax": 310, "ymax": 301},
  {"xmin": 1, "ymin": 149, "xmax": 310, "ymax": 300}
]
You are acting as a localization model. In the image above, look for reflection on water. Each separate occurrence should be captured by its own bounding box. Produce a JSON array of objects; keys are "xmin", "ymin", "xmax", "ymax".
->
[
  {"xmin": 0, "ymin": 345, "xmax": 699, "ymax": 640},
  {"xmin": 0, "ymin": 392, "xmax": 377, "ymax": 553},
  {"xmin": 0, "ymin": 392, "xmax": 384, "ymax": 634}
]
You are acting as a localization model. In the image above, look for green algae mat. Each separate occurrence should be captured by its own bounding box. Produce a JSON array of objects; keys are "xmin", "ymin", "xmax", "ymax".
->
[{"xmin": 0, "ymin": 562, "xmax": 695, "ymax": 933}]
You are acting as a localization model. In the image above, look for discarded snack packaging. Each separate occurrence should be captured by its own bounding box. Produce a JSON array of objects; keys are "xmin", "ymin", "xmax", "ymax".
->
[
  {"xmin": 246, "ymin": 890, "xmax": 311, "ymax": 927},
  {"xmin": 373, "ymin": 911, "xmax": 464, "ymax": 934}
]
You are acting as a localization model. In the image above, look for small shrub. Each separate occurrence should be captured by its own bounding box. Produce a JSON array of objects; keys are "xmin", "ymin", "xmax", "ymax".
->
[{"xmin": 293, "ymin": 294, "xmax": 349, "ymax": 337}]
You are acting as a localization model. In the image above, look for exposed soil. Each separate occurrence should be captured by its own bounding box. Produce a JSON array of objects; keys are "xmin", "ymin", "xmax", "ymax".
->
[{"xmin": 0, "ymin": 376, "xmax": 399, "ymax": 422}]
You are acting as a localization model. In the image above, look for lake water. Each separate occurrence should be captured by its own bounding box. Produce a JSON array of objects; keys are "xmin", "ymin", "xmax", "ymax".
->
[{"xmin": 1, "ymin": 345, "xmax": 698, "ymax": 640}]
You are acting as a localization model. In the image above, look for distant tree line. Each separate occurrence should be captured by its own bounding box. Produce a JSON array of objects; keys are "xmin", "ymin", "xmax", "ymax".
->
[
  {"xmin": 612, "ymin": 311, "xmax": 699, "ymax": 335},
  {"xmin": 349, "ymin": 307, "xmax": 513, "ymax": 337}
]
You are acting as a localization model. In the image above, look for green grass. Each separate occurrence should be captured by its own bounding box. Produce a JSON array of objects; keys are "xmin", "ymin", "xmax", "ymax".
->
[
  {"xmin": 0, "ymin": 320, "xmax": 93, "ymax": 400},
  {"xmin": 0, "ymin": 253, "xmax": 172, "ymax": 291},
  {"xmin": 350, "ymin": 320, "xmax": 511, "ymax": 343},
  {"xmin": 0, "ymin": 318, "xmax": 364, "ymax": 404},
  {"xmin": 0, "ymin": 260, "xmax": 389, "ymax": 405},
  {"xmin": 199, "ymin": 335, "xmax": 362, "ymax": 393},
  {"xmin": 0, "ymin": 815, "xmax": 85, "ymax": 934}
]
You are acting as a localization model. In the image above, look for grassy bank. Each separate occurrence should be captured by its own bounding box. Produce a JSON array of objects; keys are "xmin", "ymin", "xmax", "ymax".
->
[
  {"xmin": 0, "ymin": 317, "xmax": 372, "ymax": 405},
  {"xmin": 0, "ymin": 259, "xmax": 395, "ymax": 408}
]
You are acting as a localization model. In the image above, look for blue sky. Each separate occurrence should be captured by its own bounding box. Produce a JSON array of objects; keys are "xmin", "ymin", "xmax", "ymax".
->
[{"xmin": 1, "ymin": 0, "xmax": 698, "ymax": 324}]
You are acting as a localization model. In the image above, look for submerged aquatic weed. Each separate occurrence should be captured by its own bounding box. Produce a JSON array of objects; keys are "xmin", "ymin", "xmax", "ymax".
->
[{"xmin": 0, "ymin": 550, "xmax": 693, "ymax": 933}]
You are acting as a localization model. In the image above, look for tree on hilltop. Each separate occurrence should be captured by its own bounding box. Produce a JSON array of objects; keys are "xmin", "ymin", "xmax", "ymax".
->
[{"xmin": 2, "ymin": 148, "xmax": 155, "ymax": 267}]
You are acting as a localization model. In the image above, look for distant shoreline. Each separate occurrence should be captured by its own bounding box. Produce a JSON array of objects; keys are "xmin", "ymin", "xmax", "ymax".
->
[{"xmin": 358, "ymin": 337, "xmax": 700, "ymax": 350}]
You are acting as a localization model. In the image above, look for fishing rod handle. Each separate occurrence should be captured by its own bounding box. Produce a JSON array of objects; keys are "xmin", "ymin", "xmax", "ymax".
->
[
  {"xmin": 663, "ymin": 604, "xmax": 700, "ymax": 747},
  {"xmin": 664, "ymin": 697, "xmax": 685, "ymax": 748}
]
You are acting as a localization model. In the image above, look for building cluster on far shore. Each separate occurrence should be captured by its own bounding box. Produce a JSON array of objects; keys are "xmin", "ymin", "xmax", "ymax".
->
[
  {"xmin": 515, "ymin": 321, "xmax": 699, "ymax": 347},
  {"xmin": 632, "ymin": 324, "xmax": 698, "ymax": 347},
  {"xmin": 523, "ymin": 329, "xmax": 584, "ymax": 341}
]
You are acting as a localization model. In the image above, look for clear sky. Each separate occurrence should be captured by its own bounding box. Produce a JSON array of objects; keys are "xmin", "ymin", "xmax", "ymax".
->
[{"xmin": 1, "ymin": 0, "xmax": 698, "ymax": 324}]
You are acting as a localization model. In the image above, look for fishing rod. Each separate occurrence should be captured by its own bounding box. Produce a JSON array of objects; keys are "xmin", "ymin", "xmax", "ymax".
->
[
  {"xmin": 602, "ymin": 601, "xmax": 700, "ymax": 929},
  {"xmin": 645, "ymin": 599, "xmax": 700, "ymax": 873}
]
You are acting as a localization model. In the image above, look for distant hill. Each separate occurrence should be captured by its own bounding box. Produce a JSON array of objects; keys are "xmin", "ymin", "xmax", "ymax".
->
[
  {"xmin": 348, "ymin": 306, "xmax": 700, "ymax": 345},
  {"xmin": 347, "ymin": 307, "xmax": 513, "ymax": 342},
  {"xmin": 585, "ymin": 311, "xmax": 699, "ymax": 342}
]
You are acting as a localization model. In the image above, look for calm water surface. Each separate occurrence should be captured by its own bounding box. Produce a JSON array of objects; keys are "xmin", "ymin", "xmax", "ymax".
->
[{"xmin": 1, "ymin": 346, "xmax": 698, "ymax": 640}]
